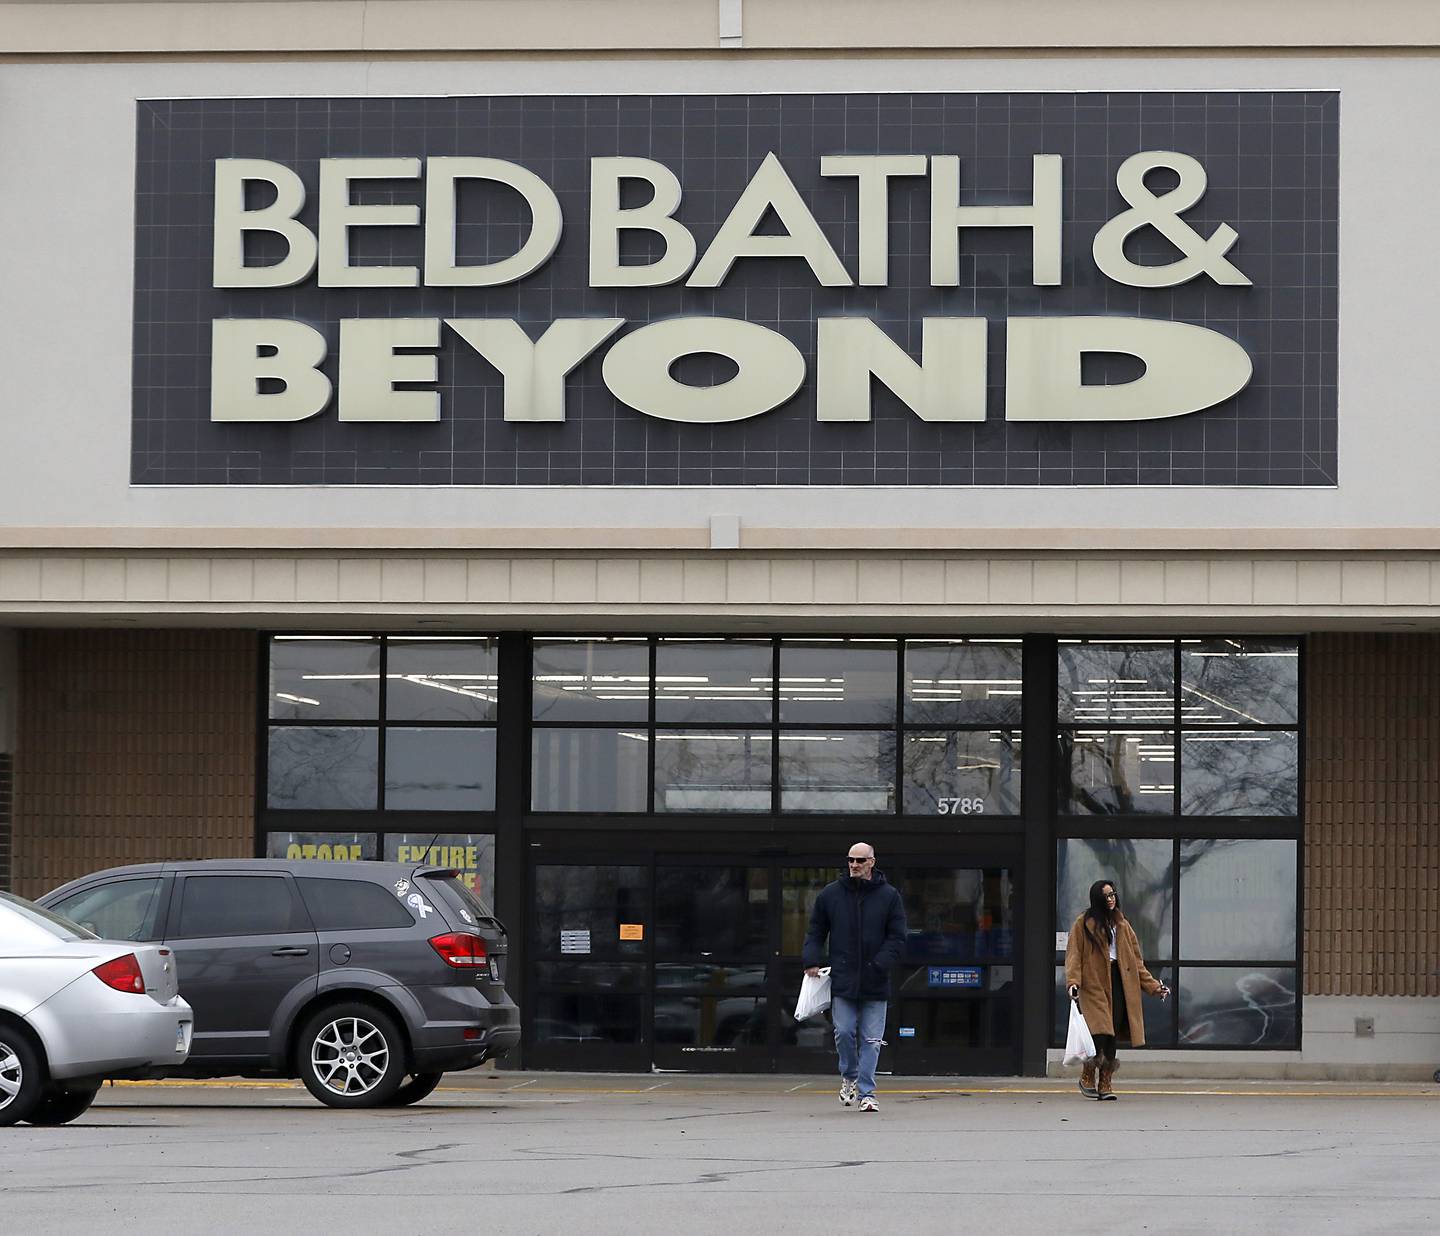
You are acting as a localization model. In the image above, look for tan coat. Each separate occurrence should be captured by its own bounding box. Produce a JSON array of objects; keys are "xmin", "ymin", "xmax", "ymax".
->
[{"xmin": 1064, "ymin": 909, "xmax": 1163, "ymax": 1044}]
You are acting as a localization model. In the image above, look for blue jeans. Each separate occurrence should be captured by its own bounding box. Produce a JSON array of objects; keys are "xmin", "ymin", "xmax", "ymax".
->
[{"xmin": 831, "ymin": 996, "xmax": 887, "ymax": 1098}]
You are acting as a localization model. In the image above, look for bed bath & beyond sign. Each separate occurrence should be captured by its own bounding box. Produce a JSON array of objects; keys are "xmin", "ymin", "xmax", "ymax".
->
[{"xmin": 212, "ymin": 150, "xmax": 1255, "ymax": 428}]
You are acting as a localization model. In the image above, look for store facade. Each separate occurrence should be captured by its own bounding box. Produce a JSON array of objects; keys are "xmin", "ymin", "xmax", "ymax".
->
[
  {"xmin": 1, "ymin": 1, "xmax": 1438, "ymax": 1076},
  {"xmin": 257, "ymin": 631, "xmax": 1300, "ymax": 1074}
]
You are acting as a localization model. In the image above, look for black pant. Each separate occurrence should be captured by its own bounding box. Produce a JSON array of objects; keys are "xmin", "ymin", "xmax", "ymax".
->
[{"xmin": 1094, "ymin": 962, "xmax": 1130, "ymax": 1064}]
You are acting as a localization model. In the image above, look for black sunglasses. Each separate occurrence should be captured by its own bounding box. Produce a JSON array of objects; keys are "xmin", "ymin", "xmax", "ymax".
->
[{"xmin": 846, "ymin": 856, "xmax": 872, "ymax": 865}]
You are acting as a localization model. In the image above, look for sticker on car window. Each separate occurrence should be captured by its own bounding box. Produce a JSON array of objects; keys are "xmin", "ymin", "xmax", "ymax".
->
[
  {"xmin": 405, "ymin": 893, "xmax": 433, "ymax": 920},
  {"xmin": 394, "ymin": 879, "xmax": 410, "ymax": 897},
  {"xmin": 459, "ymin": 909, "xmax": 474, "ymax": 924}
]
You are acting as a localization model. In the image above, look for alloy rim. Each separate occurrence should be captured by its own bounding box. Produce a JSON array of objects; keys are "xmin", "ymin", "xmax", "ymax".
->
[
  {"xmin": 0, "ymin": 1040, "xmax": 22, "ymax": 1111},
  {"xmin": 310, "ymin": 1017, "xmax": 390, "ymax": 1095}
]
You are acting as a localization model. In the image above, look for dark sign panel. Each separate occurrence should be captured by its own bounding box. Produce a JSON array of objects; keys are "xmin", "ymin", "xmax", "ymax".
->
[{"xmin": 132, "ymin": 92, "xmax": 1337, "ymax": 486}]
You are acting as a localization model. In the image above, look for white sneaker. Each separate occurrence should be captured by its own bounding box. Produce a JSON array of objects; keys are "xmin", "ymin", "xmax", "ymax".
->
[
  {"xmin": 839, "ymin": 1080, "xmax": 857, "ymax": 1106},
  {"xmin": 858, "ymin": 1095, "xmax": 879, "ymax": 1113}
]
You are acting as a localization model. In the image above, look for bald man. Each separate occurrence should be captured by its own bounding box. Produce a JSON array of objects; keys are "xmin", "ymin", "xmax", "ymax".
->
[{"xmin": 803, "ymin": 841, "xmax": 907, "ymax": 1112}]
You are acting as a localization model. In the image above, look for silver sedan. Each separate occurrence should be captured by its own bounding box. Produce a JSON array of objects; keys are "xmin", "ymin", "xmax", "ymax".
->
[{"xmin": 0, "ymin": 892, "xmax": 192, "ymax": 1126}]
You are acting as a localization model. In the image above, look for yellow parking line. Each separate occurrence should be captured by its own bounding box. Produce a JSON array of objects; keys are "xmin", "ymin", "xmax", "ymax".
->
[{"xmin": 112, "ymin": 1079, "xmax": 301, "ymax": 1090}]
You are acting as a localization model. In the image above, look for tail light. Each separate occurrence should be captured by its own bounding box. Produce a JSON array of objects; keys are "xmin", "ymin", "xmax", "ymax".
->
[
  {"xmin": 93, "ymin": 954, "xmax": 146, "ymax": 994},
  {"xmin": 429, "ymin": 932, "xmax": 488, "ymax": 968}
]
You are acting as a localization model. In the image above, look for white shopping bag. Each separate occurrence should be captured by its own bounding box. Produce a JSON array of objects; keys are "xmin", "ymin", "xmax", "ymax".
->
[
  {"xmin": 1063, "ymin": 998, "xmax": 1096, "ymax": 1067},
  {"xmin": 794, "ymin": 967, "xmax": 832, "ymax": 1022}
]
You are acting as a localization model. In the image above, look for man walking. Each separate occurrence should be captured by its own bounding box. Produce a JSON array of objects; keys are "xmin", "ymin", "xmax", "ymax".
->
[{"xmin": 803, "ymin": 842, "xmax": 907, "ymax": 1112}]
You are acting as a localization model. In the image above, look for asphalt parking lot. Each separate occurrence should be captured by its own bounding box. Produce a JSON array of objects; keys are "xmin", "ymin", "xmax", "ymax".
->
[{"xmin": 3, "ymin": 1073, "xmax": 1438, "ymax": 1235}]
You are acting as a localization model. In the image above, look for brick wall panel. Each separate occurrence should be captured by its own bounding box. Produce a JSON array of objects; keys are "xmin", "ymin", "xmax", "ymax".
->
[
  {"xmin": 12, "ymin": 629, "xmax": 256, "ymax": 898},
  {"xmin": 1305, "ymin": 633, "xmax": 1440, "ymax": 997}
]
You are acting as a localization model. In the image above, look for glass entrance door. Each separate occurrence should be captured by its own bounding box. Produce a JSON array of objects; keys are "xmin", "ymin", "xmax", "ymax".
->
[
  {"xmin": 772, "ymin": 860, "xmax": 1020, "ymax": 1075},
  {"xmin": 886, "ymin": 864, "xmax": 1019, "ymax": 1074},
  {"xmin": 651, "ymin": 861, "xmax": 772, "ymax": 1072},
  {"xmin": 525, "ymin": 844, "xmax": 1021, "ymax": 1074},
  {"xmin": 526, "ymin": 858, "xmax": 651, "ymax": 1071}
]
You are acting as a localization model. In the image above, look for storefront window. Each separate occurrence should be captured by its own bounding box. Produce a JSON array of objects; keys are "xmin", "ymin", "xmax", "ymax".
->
[
  {"xmin": 384, "ymin": 833, "xmax": 495, "ymax": 904},
  {"xmin": 654, "ymin": 639, "xmax": 772, "ymax": 724},
  {"xmin": 1179, "ymin": 967, "xmax": 1297, "ymax": 1047},
  {"xmin": 1179, "ymin": 839, "xmax": 1297, "ymax": 961},
  {"xmin": 532, "ymin": 638, "xmax": 649, "ymax": 723},
  {"xmin": 269, "ymin": 637, "xmax": 380, "ymax": 720},
  {"xmin": 1054, "ymin": 965, "xmax": 1176, "ymax": 1048},
  {"xmin": 530, "ymin": 728, "xmax": 649, "ymax": 812},
  {"xmin": 900, "ymin": 867, "xmax": 1014, "ymax": 961},
  {"xmin": 265, "ymin": 635, "xmax": 498, "ymax": 814},
  {"xmin": 1057, "ymin": 642, "xmax": 1175, "ymax": 724},
  {"xmin": 652, "ymin": 732, "xmax": 771, "ymax": 813},
  {"xmin": 265, "ymin": 830, "xmax": 378, "ymax": 862},
  {"xmin": 384, "ymin": 727, "xmax": 496, "ymax": 811},
  {"xmin": 904, "ymin": 640, "xmax": 1023, "ymax": 725},
  {"xmin": 777, "ymin": 639, "xmax": 898, "ymax": 725},
  {"xmin": 901, "ymin": 730, "xmax": 1021, "ymax": 816},
  {"xmin": 778, "ymin": 730, "xmax": 896, "ymax": 813},
  {"xmin": 1054, "ymin": 834, "xmax": 1298, "ymax": 1049},
  {"xmin": 1180, "ymin": 731, "xmax": 1298, "ymax": 816},
  {"xmin": 1058, "ymin": 729, "xmax": 1176, "ymax": 815},
  {"xmin": 1055, "ymin": 837, "xmax": 1174, "ymax": 958},
  {"xmin": 385, "ymin": 638, "xmax": 497, "ymax": 722},
  {"xmin": 528, "ymin": 636, "xmax": 1021, "ymax": 815},
  {"xmin": 267, "ymin": 727, "xmax": 378, "ymax": 809},
  {"xmin": 1057, "ymin": 639, "xmax": 1299, "ymax": 819},
  {"xmin": 1179, "ymin": 638, "xmax": 1299, "ymax": 725}
]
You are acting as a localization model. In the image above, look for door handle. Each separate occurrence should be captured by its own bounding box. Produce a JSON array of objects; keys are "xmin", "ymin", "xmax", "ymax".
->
[{"xmin": 271, "ymin": 946, "xmax": 309, "ymax": 957}]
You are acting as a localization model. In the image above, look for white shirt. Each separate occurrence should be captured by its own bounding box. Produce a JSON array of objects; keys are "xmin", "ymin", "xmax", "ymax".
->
[{"xmin": 1108, "ymin": 927, "xmax": 1117, "ymax": 961}]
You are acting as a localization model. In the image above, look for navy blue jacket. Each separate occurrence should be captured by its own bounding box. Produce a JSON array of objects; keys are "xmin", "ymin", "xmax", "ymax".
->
[{"xmin": 802, "ymin": 872, "xmax": 908, "ymax": 1002}]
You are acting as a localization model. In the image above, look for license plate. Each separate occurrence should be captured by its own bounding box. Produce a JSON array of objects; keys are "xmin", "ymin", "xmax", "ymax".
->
[
  {"xmin": 488, "ymin": 957, "xmax": 500, "ymax": 982},
  {"xmin": 176, "ymin": 1023, "xmax": 190, "ymax": 1053}
]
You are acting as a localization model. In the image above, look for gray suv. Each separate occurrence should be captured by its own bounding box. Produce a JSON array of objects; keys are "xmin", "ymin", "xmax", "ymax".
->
[{"xmin": 39, "ymin": 859, "xmax": 519, "ymax": 1108}]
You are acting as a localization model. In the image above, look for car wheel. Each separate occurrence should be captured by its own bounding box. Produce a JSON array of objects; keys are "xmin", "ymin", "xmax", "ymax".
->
[
  {"xmin": 385, "ymin": 1072, "xmax": 444, "ymax": 1106},
  {"xmin": 0, "ymin": 1028, "xmax": 45, "ymax": 1128},
  {"xmin": 296, "ymin": 1003, "xmax": 406, "ymax": 1108},
  {"xmin": 25, "ymin": 1085, "xmax": 99, "ymax": 1126}
]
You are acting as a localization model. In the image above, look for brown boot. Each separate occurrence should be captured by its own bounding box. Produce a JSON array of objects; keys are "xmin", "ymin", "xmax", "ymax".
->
[
  {"xmin": 1078, "ymin": 1061, "xmax": 1097, "ymax": 1098},
  {"xmin": 1097, "ymin": 1060, "xmax": 1118, "ymax": 1100}
]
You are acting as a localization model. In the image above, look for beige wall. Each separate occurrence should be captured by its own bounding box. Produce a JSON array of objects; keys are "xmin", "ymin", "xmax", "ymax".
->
[
  {"xmin": 1, "ymin": 550, "xmax": 1439, "ymax": 632},
  {"xmin": 11, "ymin": 629, "xmax": 256, "ymax": 897},
  {"xmin": 3, "ymin": 1, "xmax": 1439, "ymax": 55}
]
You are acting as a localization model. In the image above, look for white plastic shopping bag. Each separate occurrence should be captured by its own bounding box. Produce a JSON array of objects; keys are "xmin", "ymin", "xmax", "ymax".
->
[
  {"xmin": 794, "ymin": 967, "xmax": 832, "ymax": 1022},
  {"xmin": 1063, "ymin": 998, "xmax": 1096, "ymax": 1067}
]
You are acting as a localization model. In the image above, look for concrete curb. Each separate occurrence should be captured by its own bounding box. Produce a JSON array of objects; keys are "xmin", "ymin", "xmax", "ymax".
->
[{"xmin": 108, "ymin": 1069, "xmax": 1440, "ymax": 1097}]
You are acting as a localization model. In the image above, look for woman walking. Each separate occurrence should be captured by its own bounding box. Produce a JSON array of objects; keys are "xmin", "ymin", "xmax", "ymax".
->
[{"xmin": 1065, "ymin": 879, "xmax": 1168, "ymax": 1100}]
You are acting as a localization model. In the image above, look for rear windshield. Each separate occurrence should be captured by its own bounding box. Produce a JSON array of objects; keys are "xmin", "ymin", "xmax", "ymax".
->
[
  {"xmin": 422, "ymin": 874, "xmax": 501, "ymax": 931},
  {"xmin": 1, "ymin": 891, "xmax": 97, "ymax": 941}
]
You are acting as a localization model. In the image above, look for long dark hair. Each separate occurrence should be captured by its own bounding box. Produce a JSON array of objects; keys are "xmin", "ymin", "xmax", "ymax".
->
[{"xmin": 1083, "ymin": 879, "xmax": 1119, "ymax": 939}]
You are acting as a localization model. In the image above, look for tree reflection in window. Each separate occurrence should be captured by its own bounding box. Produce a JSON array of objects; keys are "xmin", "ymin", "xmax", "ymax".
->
[
  {"xmin": 1059, "ymin": 730, "xmax": 1175, "ymax": 814},
  {"xmin": 266, "ymin": 726, "xmax": 378, "ymax": 809},
  {"xmin": 1179, "ymin": 968, "xmax": 1297, "ymax": 1047},
  {"xmin": 1181, "ymin": 732, "xmax": 1298, "ymax": 816},
  {"xmin": 1180, "ymin": 638, "xmax": 1298, "ymax": 725}
]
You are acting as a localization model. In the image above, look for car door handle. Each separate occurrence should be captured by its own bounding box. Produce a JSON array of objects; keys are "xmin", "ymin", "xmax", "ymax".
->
[{"xmin": 271, "ymin": 947, "xmax": 310, "ymax": 957}]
